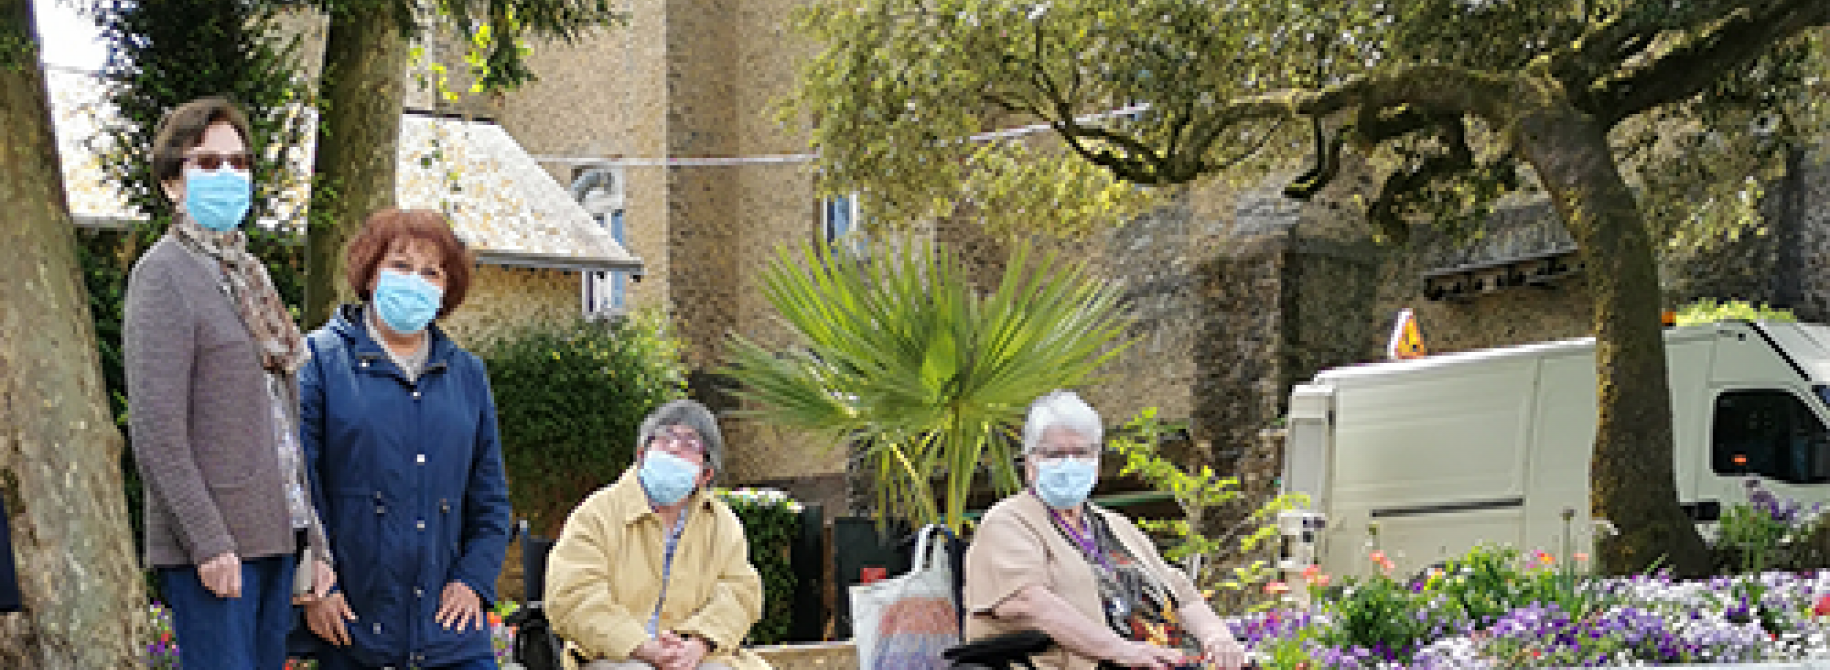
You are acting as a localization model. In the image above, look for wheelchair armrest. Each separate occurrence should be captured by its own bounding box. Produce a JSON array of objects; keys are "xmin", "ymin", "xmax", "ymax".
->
[{"xmin": 942, "ymin": 630, "xmax": 1055, "ymax": 665}]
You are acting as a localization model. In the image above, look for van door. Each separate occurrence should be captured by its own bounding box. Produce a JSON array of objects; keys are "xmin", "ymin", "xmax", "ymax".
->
[
  {"xmin": 1700, "ymin": 322, "xmax": 1830, "ymax": 519},
  {"xmin": 1699, "ymin": 389, "xmax": 1830, "ymax": 520}
]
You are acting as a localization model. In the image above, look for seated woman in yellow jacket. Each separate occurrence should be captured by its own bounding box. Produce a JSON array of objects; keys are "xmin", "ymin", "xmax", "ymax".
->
[{"xmin": 545, "ymin": 400, "xmax": 771, "ymax": 670}]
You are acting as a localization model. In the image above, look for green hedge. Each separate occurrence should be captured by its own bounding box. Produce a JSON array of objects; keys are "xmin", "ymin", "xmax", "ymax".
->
[
  {"xmin": 717, "ymin": 488, "xmax": 803, "ymax": 646},
  {"xmin": 482, "ymin": 311, "xmax": 688, "ymax": 534}
]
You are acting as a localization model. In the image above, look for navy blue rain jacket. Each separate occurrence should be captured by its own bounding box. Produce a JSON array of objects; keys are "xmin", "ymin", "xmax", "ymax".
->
[{"xmin": 300, "ymin": 304, "xmax": 512, "ymax": 667}]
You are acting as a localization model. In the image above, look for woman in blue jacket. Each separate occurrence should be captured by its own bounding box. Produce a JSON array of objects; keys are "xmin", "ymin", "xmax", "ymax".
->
[{"xmin": 300, "ymin": 209, "xmax": 512, "ymax": 669}]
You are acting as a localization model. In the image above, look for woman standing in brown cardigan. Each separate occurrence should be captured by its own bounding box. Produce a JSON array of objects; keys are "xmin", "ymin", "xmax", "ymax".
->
[{"xmin": 123, "ymin": 96, "xmax": 332, "ymax": 670}]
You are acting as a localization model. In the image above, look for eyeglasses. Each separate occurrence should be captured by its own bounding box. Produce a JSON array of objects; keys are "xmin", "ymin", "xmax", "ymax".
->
[
  {"xmin": 185, "ymin": 151, "xmax": 253, "ymax": 172},
  {"xmin": 1032, "ymin": 442, "xmax": 1099, "ymax": 462},
  {"xmin": 653, "ymin": 428, "xmax": 706, "ymax": 453}
]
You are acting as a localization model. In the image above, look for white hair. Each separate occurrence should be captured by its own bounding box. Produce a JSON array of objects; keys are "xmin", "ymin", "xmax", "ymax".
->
[{"xmin": 1022, "ymin": 390, "xmax": 1103, "ymax": 455}]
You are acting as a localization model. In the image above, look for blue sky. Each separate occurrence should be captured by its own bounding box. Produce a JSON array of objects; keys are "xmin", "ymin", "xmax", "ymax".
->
[{"xmin": 33, "ymin": 0, "xmax": 107, "ymax": 71}]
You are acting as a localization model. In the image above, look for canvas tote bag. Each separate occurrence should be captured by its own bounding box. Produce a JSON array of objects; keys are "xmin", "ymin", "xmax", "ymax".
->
[{"xmin": 849, "ymin": 524, "xmax": 961, "ymax": 669}]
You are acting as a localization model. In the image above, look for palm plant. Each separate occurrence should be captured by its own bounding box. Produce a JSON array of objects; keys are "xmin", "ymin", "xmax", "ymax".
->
[{"xmin": 725, "ymin": 238, "xmax": 1132, "ymax": 531}]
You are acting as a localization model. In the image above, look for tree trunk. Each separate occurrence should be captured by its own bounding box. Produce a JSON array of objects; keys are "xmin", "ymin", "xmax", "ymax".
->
[
  {"xmin": 304, "ymin": 7, "xmax": 408, "ymax": 329},
  {"xmin": 0, "ymin": 2, "xmax": 146, "ymax": 666},
  {"xmin": 1513, "ymin": 94, "xmax": 1711, "ymax": 577}
]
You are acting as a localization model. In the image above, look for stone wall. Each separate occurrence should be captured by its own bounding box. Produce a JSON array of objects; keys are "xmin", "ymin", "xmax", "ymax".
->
[
  {"xmin": 440, "ymin": 265, "xmax": 581, "ymax": 349},
  {"xmin": 1795, "ymin": 149, "xmax": 1830, "ymax": 323},
  {"xmin": 469, "ymin": 0, "xmax": 850, "ymax": 489},
  {"xmin": 1370, "ymin": 204, "xmax": 1594, "ymax": 356}
]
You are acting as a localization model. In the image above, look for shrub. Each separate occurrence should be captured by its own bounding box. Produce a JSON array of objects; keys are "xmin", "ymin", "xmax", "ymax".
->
[
  {"xmin": 1673, "ymin": 298, "xmax": 1798, "ymax": 325},
  {"xmin": 717, "ymin": 488, "xmax": 804, "ymax": 645},
  {"xmin": 1107, "ymin": 408, "xmax": 1307, "ymax": 607},
  {"xmin": 482, "ymin": 311, "xmax": 688, "ymax": 533},
  {"xmin": 1712, "ymin": 478, "xmax": 1829, "ymax": 574}
]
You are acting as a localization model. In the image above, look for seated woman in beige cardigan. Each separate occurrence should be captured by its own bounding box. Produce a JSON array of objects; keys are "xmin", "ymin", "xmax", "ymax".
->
[
  {"xmin": 545, "ymin": 400, "xmax": 771, "ymax": 670},
  {"xmin": 964, "ymin": 391, "xmax": 1248, "ymax": 670}
]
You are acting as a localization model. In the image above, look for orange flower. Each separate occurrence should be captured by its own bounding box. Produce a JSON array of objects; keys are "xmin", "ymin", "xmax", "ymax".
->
[
  {"xmin": 1534, "ymin": 550, "xmax": 1554, "ymax": 565},
  {"xmin": 1265, "ymin": 581, "xmax": 1291, "ymax": 595},
  {"xmin": 1573, "ymin": 552, "xmax": 1589, "ymax": 562},
  {"xmin": 1369, "ymin": 550, "xmax": 1387, "ymax": 563},
  {"xmin": 1302, "ymin": 564, "xmax": 1323, "ymax": 581},
  {"xmin": 488, "ymin": 611, "xmax": 504, "ymax": 627},
  {"xmin": 1311, "ymin": 573, "xmax": 1332, "ymax": 588}
]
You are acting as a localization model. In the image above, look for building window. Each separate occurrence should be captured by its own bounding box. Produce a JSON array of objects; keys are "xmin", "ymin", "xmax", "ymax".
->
[
  {"xmin": 822, "ymin": 194, "xmax": 865, "ymax": 254},
  {"xmin": 583, "ymin": 210, "xmax": 627, "ymax": 317},
  {"xmin": 1711, "ymin": 389, "xmax": 1830, "ymax": 483}
]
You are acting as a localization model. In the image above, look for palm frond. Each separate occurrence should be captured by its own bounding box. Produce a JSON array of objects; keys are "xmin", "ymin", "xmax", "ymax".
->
[{"xmin": 724, "ymin": 237, "xmax": 1132, "ymax": 530}]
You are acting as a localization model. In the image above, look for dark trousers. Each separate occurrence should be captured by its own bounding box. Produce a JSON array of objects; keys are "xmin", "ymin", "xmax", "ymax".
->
[
  {"xmin": 312, "ymin": 646, "xmax": 500, "ymax": 670},
  {"xmin": 158, "ymin": 553, "xmax": 297, "ymax": 670}
]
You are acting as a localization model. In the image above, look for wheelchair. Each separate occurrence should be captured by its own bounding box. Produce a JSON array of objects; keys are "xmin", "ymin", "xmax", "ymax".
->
[{"xmin": 505, "ymin": 520, "xmax": 566, "ymax": 670}]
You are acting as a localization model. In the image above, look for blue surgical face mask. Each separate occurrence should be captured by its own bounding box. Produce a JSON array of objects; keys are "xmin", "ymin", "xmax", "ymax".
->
[
  {"xmin": 184, "ymin": 169, "xmax": 252, "ymax": 232},
  {"xmin": 639, "ymin": 449, "xmax": 702, "ymax": 506},
  {"xmin": 372, "ymin": 269, "xmax": 444, "ymax": 335},
  {"xmin": 1033, "ymin": 458, "xmax": 1098, "ymax": 509}
]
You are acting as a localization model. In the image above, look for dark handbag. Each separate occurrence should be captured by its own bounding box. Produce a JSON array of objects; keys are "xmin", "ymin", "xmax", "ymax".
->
[{"xmin": 0, "ymin": 496, "xmax": 20, "ymax": 613}]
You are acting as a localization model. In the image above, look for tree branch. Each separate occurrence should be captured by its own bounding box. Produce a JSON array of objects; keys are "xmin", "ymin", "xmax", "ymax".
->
[
  {"xmin": 1593, "ymin": 0, "xmax": 1830, "ymax": 125},
  {"xmin": 1041, "ymin": 65, "xmax": 1512, "ymax": 187}
]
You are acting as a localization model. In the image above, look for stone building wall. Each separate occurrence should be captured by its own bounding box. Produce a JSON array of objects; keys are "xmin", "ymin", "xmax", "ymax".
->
[
  {"xmin": 472, "ymin": 0, "xmax": 850, "ymax": 496},
  {"xmin": 1795, "ymin": 149, "xmax": 1830, "ymax": 323},
  {"xmin": 439, "ymin": 265, "xmax": 581, "ymax": 348},
  {"xmin": 1370, "ymin": 204, "xmax": 1595, "ymax": 356}
]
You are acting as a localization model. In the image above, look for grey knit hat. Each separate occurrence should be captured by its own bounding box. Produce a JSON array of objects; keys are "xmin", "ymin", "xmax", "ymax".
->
[{"xmin": 637, "ymin": 399, "xmax": 725, "ymax": 475}]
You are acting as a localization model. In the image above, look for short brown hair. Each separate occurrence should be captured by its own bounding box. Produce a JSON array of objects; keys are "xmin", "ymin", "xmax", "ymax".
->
[
  {"xmin": 151, "ymin": 97, "xmax": 253, "ymax": 189},
  {"xmin": 344, "ymin": 209, "xmax": 473, "ymax": 318}
]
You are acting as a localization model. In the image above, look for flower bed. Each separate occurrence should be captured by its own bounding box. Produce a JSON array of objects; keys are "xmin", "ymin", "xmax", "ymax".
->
[
  {"xmin": 1236, "ymin": 564, "xmax": 1830, "ymax": 668},
  {"xmin": 1231, "ymin": 481, "xmax": 1830, "ymax": 669}
]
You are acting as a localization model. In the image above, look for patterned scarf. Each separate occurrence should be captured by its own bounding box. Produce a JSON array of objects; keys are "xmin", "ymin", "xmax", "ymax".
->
[
  {"xmin": 1059, "ymin": 509, "xmax": 1200, "ymax": 657},
  {"xmin": 171, "ymin": 216, "xmax": 308, "ymax": 374}
]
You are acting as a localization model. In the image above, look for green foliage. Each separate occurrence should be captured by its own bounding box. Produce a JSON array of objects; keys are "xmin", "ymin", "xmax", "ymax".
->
[
  {"xmin": 303, "ymin": 0, "xmax": 624, "ymax": 93},
  {"xmin": 716, "ymin": 488, "xmax": 804, "ymax": 645},
  {"xmin": 790, "ymin": 0, "xmax": 1829, "ymax": 238},
  {"xmin": 724, "ymin": 238, "xmax": 1131, "ymax": 531},
  {"xmin": 1674, "ymin": 298, "xmax": 1799, "ymax": 326},
  {"xmin": 1107, "ymin": 408, "xmax": 1306, "ymax": 601},
  {"xmin": 482, "ymin": 311, "xmax": 688, "ymax": 532},
  {"xmin": 97, "ymin": 0, "xmax": 314, "ymax": 239},
  {"xmin": 0, "ymin": 7, "xmax": 34, "ymax": 71}
]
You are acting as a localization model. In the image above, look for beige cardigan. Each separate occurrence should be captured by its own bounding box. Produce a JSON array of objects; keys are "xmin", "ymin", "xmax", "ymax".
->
[
  {"xmin": 546, "ymin": 469, "xmax": 771, "ymax": 670},
  {"xmin": 963, "ymin": 492, "xmax": 1202, "ymax": 670}
]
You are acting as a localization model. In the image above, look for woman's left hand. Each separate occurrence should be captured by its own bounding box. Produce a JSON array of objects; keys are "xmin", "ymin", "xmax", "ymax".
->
[
  {"xmin": 436, "ymin": 581, "xmax": 483, "ymax": 632},
  {"xmin": 1202, "ymin": 635, "xmax": 1249, "ymax": 670}
]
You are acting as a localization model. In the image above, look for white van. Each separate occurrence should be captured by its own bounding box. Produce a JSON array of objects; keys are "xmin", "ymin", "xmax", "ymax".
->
[{"xmin": 1281, "ymin": 320, "xmax": 1830, "ymax": 578}]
